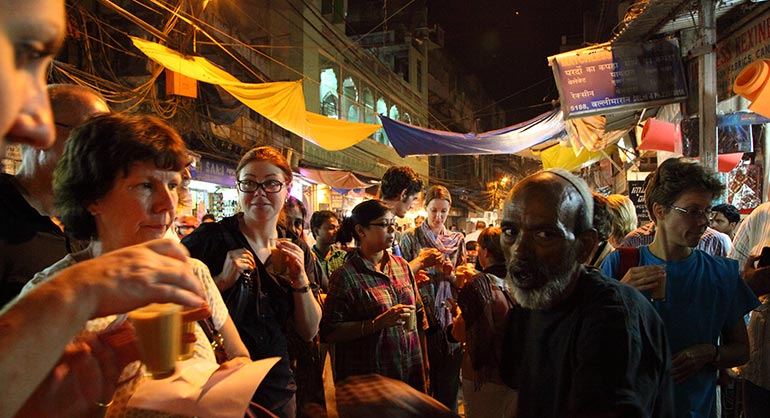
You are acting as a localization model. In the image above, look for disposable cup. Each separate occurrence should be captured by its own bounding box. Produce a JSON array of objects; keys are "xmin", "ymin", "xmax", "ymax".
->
[
  {"xmin": 269, "ymin": 238, "xmax": 292, "ymax": 276},
  {"xmin": 128, "ymin": 303, "xmax": 181, "ymax": 379}
]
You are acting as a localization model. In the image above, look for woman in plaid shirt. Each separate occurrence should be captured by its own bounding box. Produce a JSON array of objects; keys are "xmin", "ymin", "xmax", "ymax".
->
[{"xmin": 320, "ymin": 199, "xmax": 429, "ymax": 392}]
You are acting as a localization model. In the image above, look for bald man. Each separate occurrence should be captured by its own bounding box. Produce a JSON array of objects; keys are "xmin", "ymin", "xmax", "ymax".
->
[
  {"xmin": 0, "ymin": 84, "xmax": 109, "ymax": 307},
  {"xmin": 499, "ymin": 169, "xmax": 674, "ymax": 418}
]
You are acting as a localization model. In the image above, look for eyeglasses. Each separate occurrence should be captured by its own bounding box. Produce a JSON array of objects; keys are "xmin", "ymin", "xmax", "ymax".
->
[
  {"xmin": 290, "ymin": 218, "xmax": 305, "ymax": 229},
  {"xmin": 236, "ymin": 179, "xmax": 285, "ymax": 194},
  {"xmin": 368, "ymin": 220, "xmax": 397, "ymax": 229},
  {"xmin": 669, "ymin": 205, "xmax": 712, "ymax": 219}
]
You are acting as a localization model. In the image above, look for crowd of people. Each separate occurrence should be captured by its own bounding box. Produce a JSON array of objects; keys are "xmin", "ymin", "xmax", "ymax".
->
[{"xmin": 1, "ymin": 1, "xmax": 770, "ymax": 418}]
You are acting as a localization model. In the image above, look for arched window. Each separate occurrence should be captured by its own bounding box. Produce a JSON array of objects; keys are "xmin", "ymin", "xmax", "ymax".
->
[
  {"xmin": 321, "ymin": 93, "xmax": 338, "ymax": 119},
  {"xmin": 362, "ymin": 88, "xmax": 375, "ymax": 124},
  {"xmin": 402, "ymin": 112, "xmax": 412, "ymax": 124},
  {"xmin": 320, "ymin": 68, "xmax": 338, "ymax": 118},
  {"xmin": 375, "ymin": 98, "xmax": 388, "ymax": 144},
  {"xmin": 389, "ymin": 105, "xmax": 399, "ymax": 120},
  {"xmin": 342, "ymin": 77, "xmax": 359, "ymax": 122}
]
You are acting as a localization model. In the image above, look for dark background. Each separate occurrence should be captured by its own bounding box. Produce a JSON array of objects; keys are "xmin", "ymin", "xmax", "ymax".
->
[{"xmin": 427, "ymin": 0, "xmax": 609, "ymax": 122}]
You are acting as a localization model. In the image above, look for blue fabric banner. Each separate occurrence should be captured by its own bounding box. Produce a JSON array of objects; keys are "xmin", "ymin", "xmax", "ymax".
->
[{"xmin": 379, "ymin": 110, "xmax": 567, "ymax": 157}]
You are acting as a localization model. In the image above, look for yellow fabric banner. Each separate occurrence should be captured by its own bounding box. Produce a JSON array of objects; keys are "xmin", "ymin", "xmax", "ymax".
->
[
  {"xmin": 131, "ymin": 37, "xmax": 381, "ymax": 151},
  {"xmin": 540, "ymin": 143, "xmax": 617, "ymax": 172}
]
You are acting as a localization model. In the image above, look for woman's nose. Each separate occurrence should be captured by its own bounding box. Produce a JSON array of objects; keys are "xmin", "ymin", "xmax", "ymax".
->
[{"xmin": 5, "ymin": 80, "xmax": 55, "ymax": 148}]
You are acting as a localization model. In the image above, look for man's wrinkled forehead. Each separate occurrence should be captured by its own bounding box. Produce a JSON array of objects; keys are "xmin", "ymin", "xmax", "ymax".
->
[{"xmin": 503, "ymin": 175, "xmax": 582, "ymax": 220}]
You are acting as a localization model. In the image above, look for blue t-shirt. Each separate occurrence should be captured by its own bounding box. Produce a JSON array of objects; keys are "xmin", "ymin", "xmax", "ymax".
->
[{"xmin": 601, "ymin": 246, "xmax": 759, "ymax": 418}]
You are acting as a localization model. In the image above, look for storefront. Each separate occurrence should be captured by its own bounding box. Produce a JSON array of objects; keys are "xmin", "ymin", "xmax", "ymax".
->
[{"xmin": 188, "ymin": 157, "xmax": 238, "ymax": 220}]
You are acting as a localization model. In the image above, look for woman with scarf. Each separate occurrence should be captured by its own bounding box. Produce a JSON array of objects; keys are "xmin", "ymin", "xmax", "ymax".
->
[
  {"xmin": 451, "ymin": 227, "xmax": 518, "ymax": 418},
  {"xmin": 399, "ymin": 185, "xmax": 466, "ymax": 412}
]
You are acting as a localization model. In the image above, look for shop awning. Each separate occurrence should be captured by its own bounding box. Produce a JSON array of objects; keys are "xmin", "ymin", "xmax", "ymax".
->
[
  {"xmin": 131, "ymin": 37, "xmax": 380, "ymax": 151},
  {"xmin": 298, "ymin": 168, "xmax": 370, "ymax": 189},
  {"xmin": 379, "ymin": 110, "xmax": 567, "ymax": 157}
]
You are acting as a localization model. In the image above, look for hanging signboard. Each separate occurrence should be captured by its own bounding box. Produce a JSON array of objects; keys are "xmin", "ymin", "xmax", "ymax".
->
[
  {"xmin": 549, "ymin": 39, "xmax": 688, "ymax": 119},
  {"xmin": 716, "ymin": 6, "xmax": 770, "ymax": 100},
  {"xmin": 191, "ymin": 158, "xmax": 237, "ymax": 188}
]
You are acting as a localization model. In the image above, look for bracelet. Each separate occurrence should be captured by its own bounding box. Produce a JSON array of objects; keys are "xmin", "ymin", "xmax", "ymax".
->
[{"xmin": 291, "ymin": 283, "xmax": 310, "ymax": 293}]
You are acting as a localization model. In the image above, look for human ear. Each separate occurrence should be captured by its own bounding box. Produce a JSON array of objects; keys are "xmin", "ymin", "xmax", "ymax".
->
[
  {"xmin": 652, "ymin": 202, "xmax": 668, "ymax": 221},
  {"xmin": 576, "ymin": 228, "xmax": 599, "ymax": 264}
]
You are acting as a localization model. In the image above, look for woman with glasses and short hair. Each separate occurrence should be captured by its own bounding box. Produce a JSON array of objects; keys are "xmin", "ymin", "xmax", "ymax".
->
[
  {"xmin": 182, "ymin": 146, "xmax": 322, "ymax": 418},
  {"xmin": 320, "ymin": 199, "xmax": 428, "ymax": 392}
]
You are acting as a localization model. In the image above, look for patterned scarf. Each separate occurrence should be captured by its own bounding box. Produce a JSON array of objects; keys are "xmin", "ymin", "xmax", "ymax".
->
[{"xmin": 419, "ymin": 222, "xmax": 464, "ymax": 330}]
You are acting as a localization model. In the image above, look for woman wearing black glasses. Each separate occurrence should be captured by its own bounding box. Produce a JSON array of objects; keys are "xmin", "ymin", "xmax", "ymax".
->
[
  {"xmin": 320, "ymin": 199, "xmax": 429, "ymax": 392},
  {"xmin": 182, "ymin": 146, "xmax": 322, "ymax": 418}
]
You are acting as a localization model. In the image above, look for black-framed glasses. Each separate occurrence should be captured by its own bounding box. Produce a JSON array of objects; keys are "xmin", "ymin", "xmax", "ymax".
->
[
  {"xmin": 669, "ymin": 205, "xmax": 712, "ymax": 219},
  {"xmin": 290, "ymin": 218, "xmax": 305, "ymax": 229},
  {"xmin": 236, "ymin": 179, "xmax": 285, "ymax": 194},
  {"xmin": 368, "ymin": 220, "xmax": 397, "ymax": 229}
]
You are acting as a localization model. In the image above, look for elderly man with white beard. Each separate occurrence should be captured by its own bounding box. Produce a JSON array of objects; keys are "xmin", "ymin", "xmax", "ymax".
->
[{"xmin": 498, "ymin": 169, "xmax": 674, "ymax": 418}]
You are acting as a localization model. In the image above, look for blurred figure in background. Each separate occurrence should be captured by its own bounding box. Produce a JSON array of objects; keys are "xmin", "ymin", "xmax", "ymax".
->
[
  {"xmin": 451, "ymin": 226, "xmax": 517, "ymax": 418},
  {"xmin": 309, "ymin": 210, "xmax": 345, "ymax": 291},
  {"xmin": 201, "ymin": 213, "xmax": 216, "ymax": 223},
  {"xmin": 587, "ymin": 193, "xmax": 614, "ymax": 267},
  {"xmin": 0, "ymin": 84, "xmax": 109, "ymax": 308},
  {"xmin": 710, "ymin": 203, "xmax": 740, "ymax": 241},
  {"xmin": 175, "ymin": 214, "xmax": 200, "ymax": 239},
  {"xmin": 604, "ymin": 194, "xmax": 638, "ymax": 248}
]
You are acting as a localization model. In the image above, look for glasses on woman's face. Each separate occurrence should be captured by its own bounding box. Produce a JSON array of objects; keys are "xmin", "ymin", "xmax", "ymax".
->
[
  {"xmin": 668, "ymin": 204, "xmax": 712, "ymax": 220},
  {"xmin": 237, "ymin": 179, "xmax": 285, "ymax": 194},
  {"xmin": 368, "ymin": 219, "xmax": 397, "ymax": 230}
]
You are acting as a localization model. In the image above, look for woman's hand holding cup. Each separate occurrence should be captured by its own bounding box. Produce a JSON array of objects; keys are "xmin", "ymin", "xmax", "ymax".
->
[
  {"xmin": 375, "ymin": 304, "xmax": 415, "ymax": 330},
  {"xmin": 270, "ymin": 239, "xmax": 309, "ymax": 289}
]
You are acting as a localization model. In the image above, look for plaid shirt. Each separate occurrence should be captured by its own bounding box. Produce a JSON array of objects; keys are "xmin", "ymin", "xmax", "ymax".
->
[
  {"xmin": 311, "ymin": 245, "xmax": 347, "ymax": 279},
  {"xmin": 321, "ymin": 249, "xmax": 427, "ymax": 392}
]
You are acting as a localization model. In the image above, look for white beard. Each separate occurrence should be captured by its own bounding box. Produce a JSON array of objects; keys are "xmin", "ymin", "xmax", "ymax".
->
[{"xmin": 509, "ymin": 267, "xmax": 576, "ymax": 310}]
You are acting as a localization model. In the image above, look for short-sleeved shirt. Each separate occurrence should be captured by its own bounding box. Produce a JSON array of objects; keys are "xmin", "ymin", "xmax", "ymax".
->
[
  {"xmin": 321, "ymin": 249, "xmax": 426, "ymax": 392},
  {"xmin": 601, "ymin": 246, "xmax": 760, "ymax": 418},
  {"xmin": 500, "ymin": 267, "xmax": 674, "ymax": 418},
  {"xmin": 24, "ymin": 252, "xmax": 227, "ymax": 418}
]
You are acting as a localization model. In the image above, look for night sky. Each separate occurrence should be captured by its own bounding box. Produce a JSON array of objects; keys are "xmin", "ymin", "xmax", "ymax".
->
[{"xmin": 427, "ymin": 0, "xmax": 599, "ymax": 123}]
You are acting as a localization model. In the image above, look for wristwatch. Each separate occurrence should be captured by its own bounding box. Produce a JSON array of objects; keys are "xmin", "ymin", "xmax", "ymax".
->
[{"xmin": 291, "ymin": 283, "xmax": 311, "ymax": 293}]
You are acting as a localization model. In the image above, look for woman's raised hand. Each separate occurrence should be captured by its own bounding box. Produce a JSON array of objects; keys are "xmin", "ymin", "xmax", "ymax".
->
[
  {"xmin": 218, "ymin": 248, "xmax": 255, "ymax": 290},
  {"xmin": 275, "ymin": 239, "xmax": 309, "ymax": 289}
]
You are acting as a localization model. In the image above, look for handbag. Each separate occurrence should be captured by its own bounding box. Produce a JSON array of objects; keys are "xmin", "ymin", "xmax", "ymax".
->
[{"xmin": 223, "ymin": 271, "xmax": 253, "ymax": 323}]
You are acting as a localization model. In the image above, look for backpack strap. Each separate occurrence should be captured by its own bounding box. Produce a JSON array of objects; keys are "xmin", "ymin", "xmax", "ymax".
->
[{"xmin": 617, "ymin": 247, "xmax": 640, "ymax": 279}]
